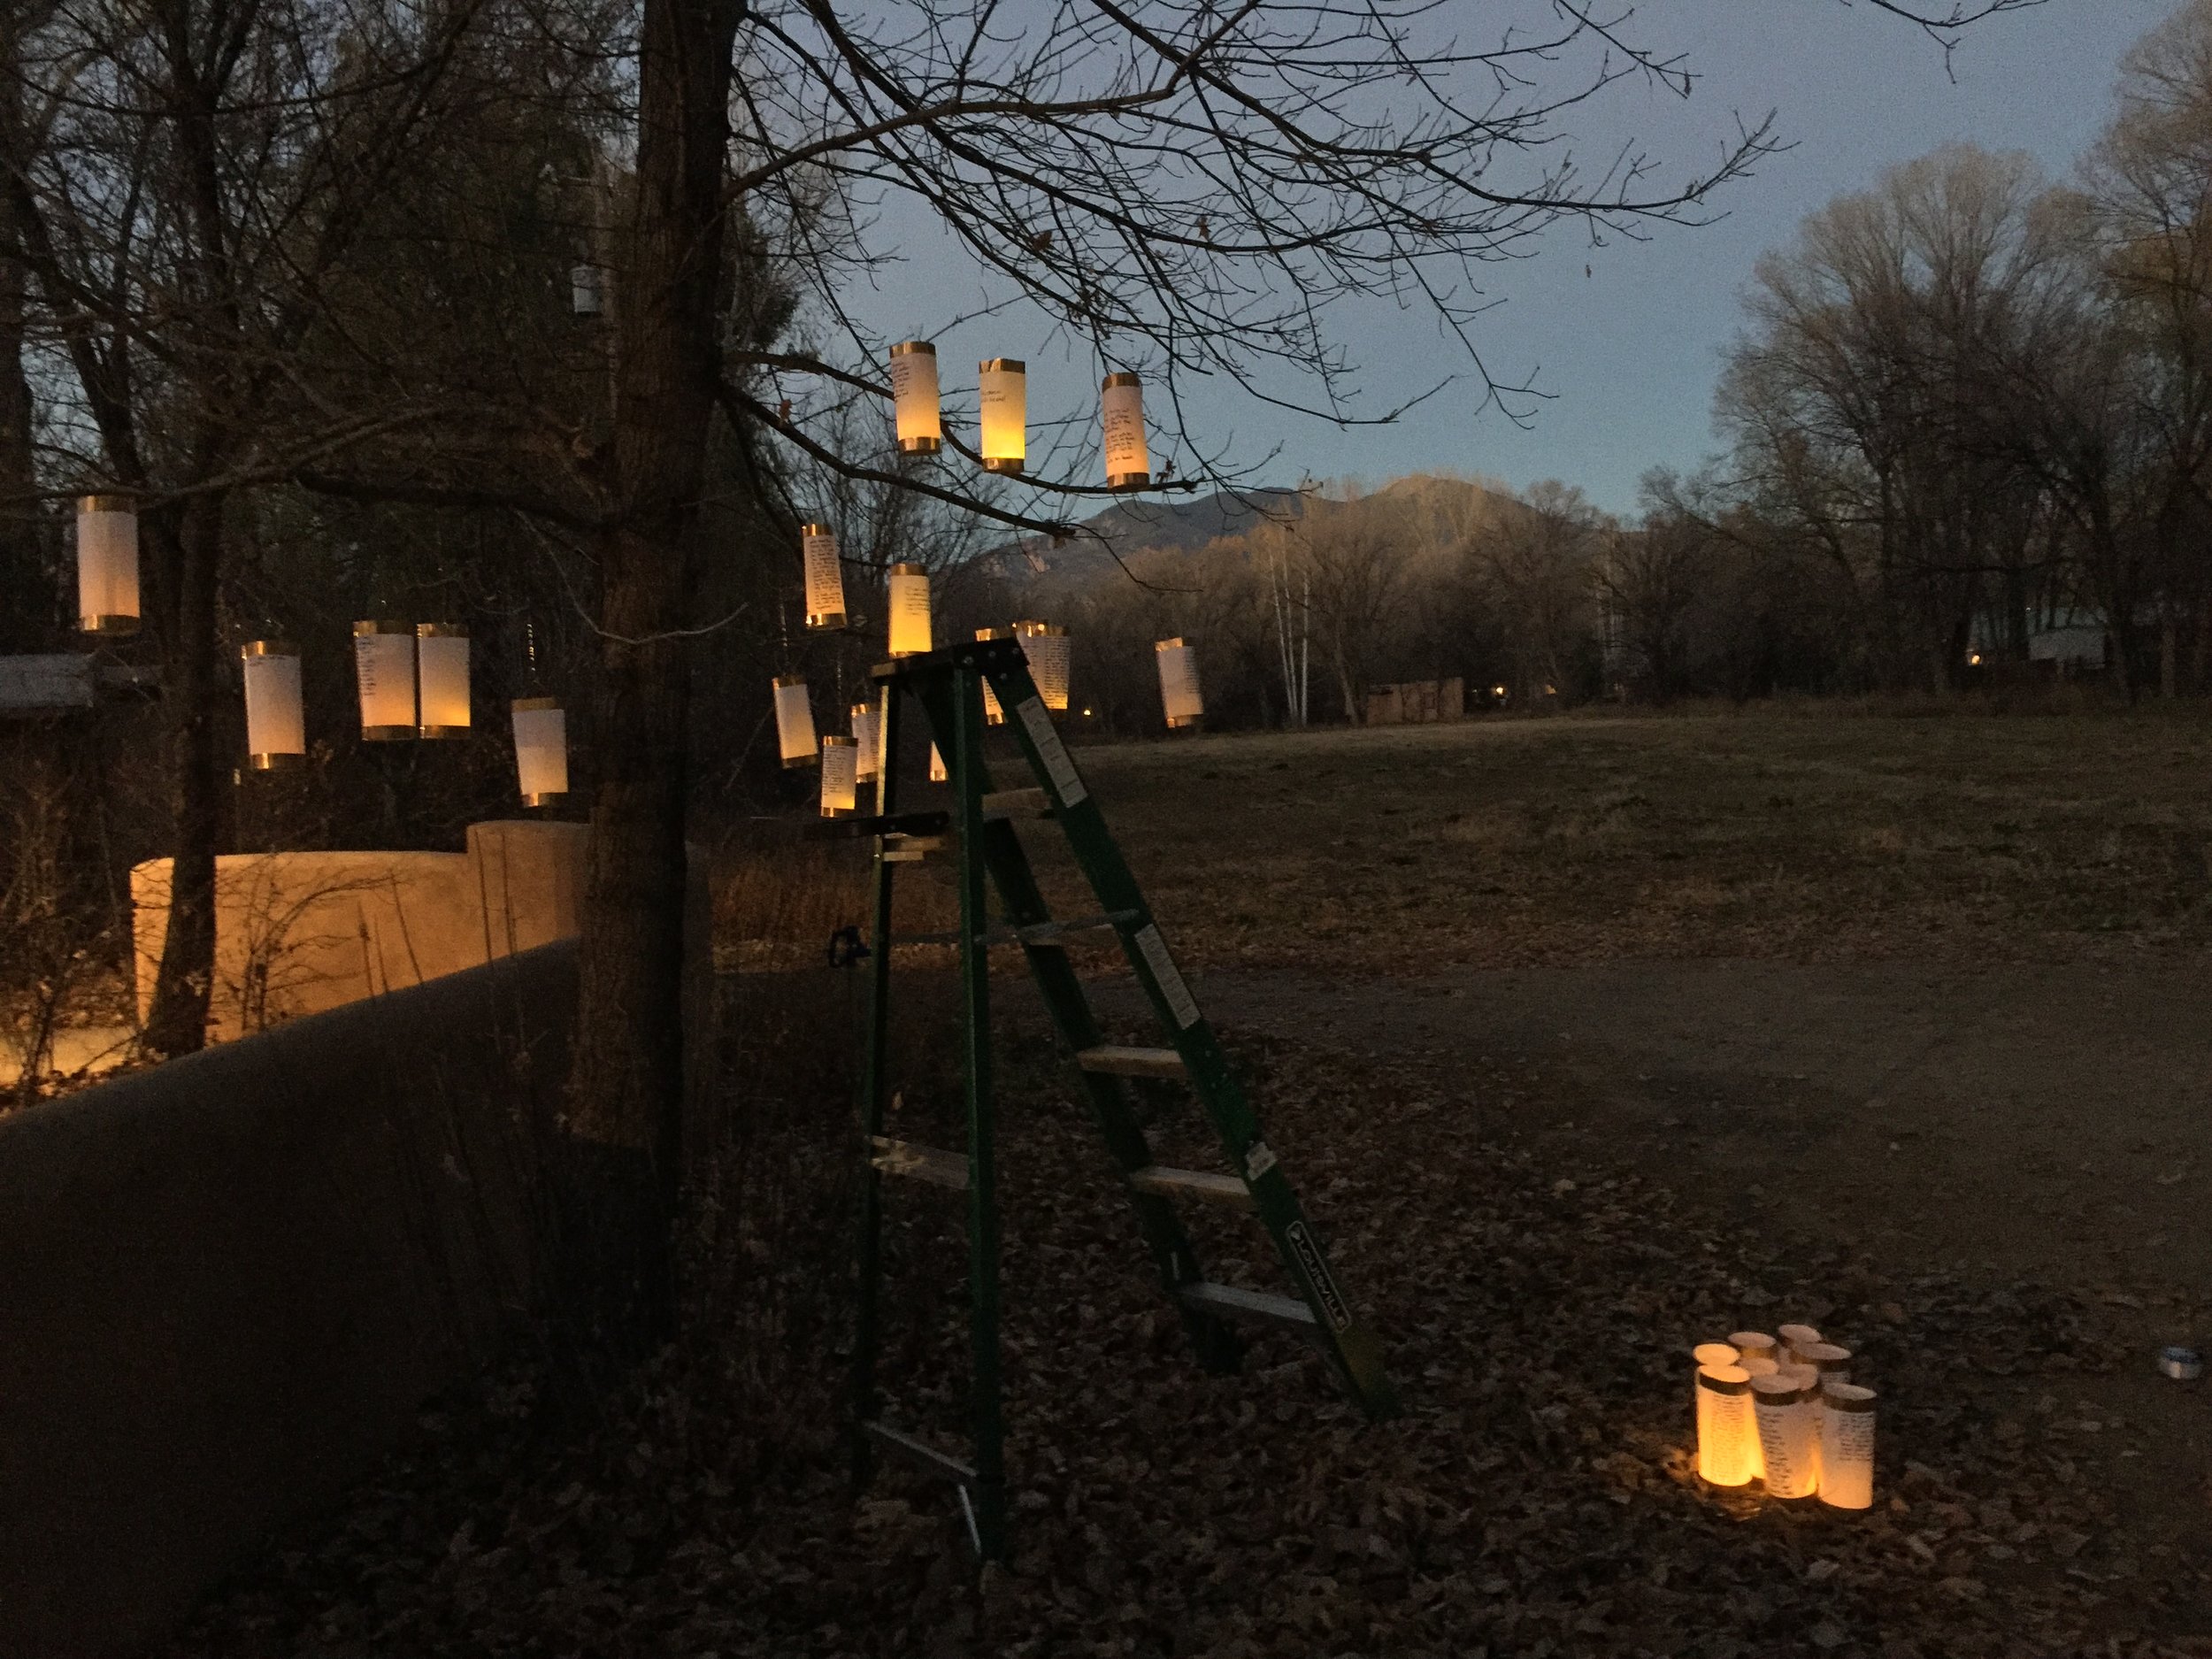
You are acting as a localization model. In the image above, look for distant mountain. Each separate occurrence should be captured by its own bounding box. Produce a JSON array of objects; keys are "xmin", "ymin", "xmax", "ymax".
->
[{"xmin": 990, "ymin": 486, "xmax": 1305, "ymax": 586}]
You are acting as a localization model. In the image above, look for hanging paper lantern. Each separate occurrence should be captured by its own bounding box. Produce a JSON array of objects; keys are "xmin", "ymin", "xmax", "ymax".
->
[
  {"xmin": 1101, "ymin": 372, "xmax": 1151, "ymax": 490},
  {"xmin": 887, "ymin": 562, "xmax": 933, "ymax": 657},
  {"xmin": 415, "ymin": 623, "xmax": 471, "ymax": 738},
  {"xmin": 974, "ymin": 628, "xmax": 1010, "ymax": 725},
  {"xmin": 353, "ymin": 621, "xmax": 418, "ymax": 741},
  {"xmin": 75, "ymin": 495, "xmax": 141, "ymax": 635},
  {"xmin": 772, "ymin": 676, "xmax": 818, "ymax": 768},
  {"xmin": 1155, "ymin": 636, "xmax": 1203, "ymax": 729},
  {"xmin": 1694, "ymin": 1364, "xmax": 1756, "ymax": 1487},
  {"xmin": 1016, "ymin": 620, "xmax": 1071, "ymax": 712},
  {"xmin": 978, "ymin": 357, "xmax": 1025, "ymax": 474},
  {"xmin": 820, "ymin": 735, "xmax": 859, "ymax": 817},
  {"xmin": 239, "ymin": 641, "xmax": 304, "ymax": 771},
  {"xmin": 929, "ymin": 743, "xmax": 948, "ymax": 783},
  {"xmin": 1751, "ymin": 1374, "xmax": 1820, "ymax": 1499},
  {"xmin": 571, "ymin": 263, "xmax": 604, "ymax": 317},
  {"xmin": 511, "ymin": 697, "xmax": 568, "ymax": 804},
  {"xmin": 1816, "ymin": 1385, "xmax": 1877, "ymax": 1510},
  {"xmin": 888, "ymin": 341, "xmax": 941, "ymax": 453},
  {"xmin": 802, "ymin": 523, "xmax": 847, "ymax": 630},
  {"xmin": 851, "ymin": 702, "xmax": 880, "ymax": 782}
]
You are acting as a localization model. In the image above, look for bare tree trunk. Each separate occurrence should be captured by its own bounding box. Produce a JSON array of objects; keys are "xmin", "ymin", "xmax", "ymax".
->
[
  {"xmin": 562, "ymin": 0, "xmax": 744, "ymax": 1349},
  {"xmin": 0, "ymin": 19, "xmax": 44, "ymax": 649}
]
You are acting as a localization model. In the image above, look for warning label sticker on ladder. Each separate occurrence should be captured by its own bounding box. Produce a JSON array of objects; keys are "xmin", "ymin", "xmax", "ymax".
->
[
  {"xmin": 1018, "ymin": 698, "xmax": 1087, "ymax": 807},
  {"xmin": 1133, "ymin": 924, "xmax": 1200, "ymax": 1029}
]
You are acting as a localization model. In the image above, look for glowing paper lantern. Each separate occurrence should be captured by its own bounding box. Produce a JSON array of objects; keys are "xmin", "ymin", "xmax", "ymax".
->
[
  {"xmin": 1817, "ymin": 1385, "xmax": 1877, "ymax": 1510},
  {"xmin": 1751, "ymin": 1374, "xmax": 1819, "ymax": 1499},
  {"xmin": 239, "ymin": 641, "xmax": 304, "ymax": 771},
  {"xmin": 975, "ymin": 629, "xmax": 1010, "ymax": 725},
  {"xmin": 1017, "ymin": 620, "xmax": 1071, "ymax": 711},
  {"xmin": 1155, "ymin": 637, "xmax": 1203, "ymax": 729},
  {"xmin": 887, "ymin": 563, "xmax": 933, "ymax": 657},
  {"xmin": 802, "ymin": 524, "xmax": 847, "ymax": 629},
  {"xmin": 511, "ymin": 697, "xmax": 568, "ymax": 804},
  {"xmin": 416, "ymin": 624, "xmax": 470, "ymax": 737},
  {"xmin": 889, "ymin": 341, "xmax": 941, "ymax": 453},
  {"xmin": 353, "ymin": 622, "xmax": 418, "ymax": 741},
  {"xmin": 571, "ymin": 263, "xmax": 604, "ymax": 316},
  {"xmin": 772, "ymin": 676, "xmax": 818, "ymax": 768},
  {"xmin": 820, "ymin": 736, "xmax": 859, "ymax": 817},
  {"xmin": 978, "ymin": 357, "xmax": 1025, "ymax": 474},
  {"xmin": 1740, "ymin": 1356, "xmax": 1779, "ymax": 1379},
  {"xmin": 929, "ymin": 743, "xmax": 948, "ymax": 783},
  {"xmin": 1101, "ymin": 372, "xmax": 1150, "ymax": 489},
  {"xmin": 1730, "ymin": 1332, "xmax": 1779, "ymax": 1368},
  {"xmin": 1778, "ymin": 1324, "xmax": 1823, "ymax": 1364},
  {"xmin": 76, "ymin": 495, "xmax": 141, "ymax": 634},
  {"xmin": 852, "ymin": 702, "xmax": 880, "ymax": 782},
  {"xmin": 1694, "ymin": 1364, "xmax": 1756, "ymax": 1487},
  {"xmin": 1800, "ymin": 1342, "xmax": 1852, "ymax": 1386}
]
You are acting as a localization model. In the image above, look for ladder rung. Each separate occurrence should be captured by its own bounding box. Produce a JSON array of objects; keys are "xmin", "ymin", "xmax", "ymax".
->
[
  {"xmin": 863, "ymin": 1420, "xmax": 977, "ymax": 1486},
  {"xmin": 870, "ymin": 1136, "xmax": 969, "ymax": 1190},
  {"xmin": 982, "ymin": 787, "xmax": 1051, "ymax": 821},
  {"xmin": 1076, "ymin": 1045, "xmax": 1187, "ymax": 1079},
  {"xmin": 895, "ymin": 910, "xmax": 1136, "ymax": 949},
  {"xmin": 887, "ymin": 833, "xmax": 949, "ymax": 852},
  {"xmin": 1129, "ymin": 1165, "xmax": 1254, "ymax": 1210},
  {"xmin": 1178, "ymin": 1281, "xmax": 1317, "ymax": 1330}
]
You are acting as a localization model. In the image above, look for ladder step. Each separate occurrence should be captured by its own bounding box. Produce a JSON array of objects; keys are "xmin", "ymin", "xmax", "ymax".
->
[
  {"xmin": 1178, "ymin": 1281, "xmax": 1318, "ymax": 1330},
  {"xmin": 1076, "ymin": 1045, "xmax": 1187, "ymax": 1079},
  {"xmin": 1130, "ymin": 1165, "xmax": 1254, "ymax": 1210},
  {"xmin": 870, "ymin": 1136, "xmax": 969, "ymax": 1190},
  {"xmin": 896, "ymin": 910, "xmax": 1137, "ymax": 949},
  {"xmin": 982, "ymin": 787, "xmax": 1051, "ymax": 821},
  {"xmin": 863, "ymin": 1421, "xmax": 978, "ymax": 1486}
]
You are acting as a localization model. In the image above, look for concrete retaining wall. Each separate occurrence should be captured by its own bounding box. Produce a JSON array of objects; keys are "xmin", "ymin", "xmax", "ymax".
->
[{"xmin": 0, "ymin": 941, "xmax": 575, "ymax": 1658}]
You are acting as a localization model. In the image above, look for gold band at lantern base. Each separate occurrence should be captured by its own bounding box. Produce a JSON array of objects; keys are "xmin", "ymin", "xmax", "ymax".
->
[
  {"xmin": 80, "ymin": 614, "xmax": 140, "ymax": 635},
  {"xmin": 980, "ymin": 457, "xmax": 1024, "ymax": 475},
  {"xmin": 821, "ymin": 805, "xmax": 854, "ymax": 818},
  {"xmin": 520, "ymin": 791, "xmax": 564, "ymax": 809},
  {"xmin": 805, "ymin": 611, "xmax": 848, "ymax": 631},
  {"xmin": 361, "ymin": 725, "xmax": 415, "ymax": 742},
  {"xmin": 782, "ymin": 754, "xmax": 818, "ymax": 771},
  {"xmin": 1108, "ymin": 471, "xmax": 1151, "ymax": 491},
  {"xmin": 1165, "ymin": 714, "xmax": 1201, "ymax": 730},
  {"xmin": 897, "ymin": 436, "xmax": 941, "ymax": 455},
  {"xmin": 418, "ymin": 724, "xmax": 467, "ymax": 740},
  {"xmin": 248, "ymin": 751, "xmax": 303, "ymax": 772}
]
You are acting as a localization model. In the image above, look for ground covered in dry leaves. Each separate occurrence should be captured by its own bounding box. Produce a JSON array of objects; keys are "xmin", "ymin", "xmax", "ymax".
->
[{"xmin": 169, "ymin": 1029, "xmax": 2208, "ymax": 1658}]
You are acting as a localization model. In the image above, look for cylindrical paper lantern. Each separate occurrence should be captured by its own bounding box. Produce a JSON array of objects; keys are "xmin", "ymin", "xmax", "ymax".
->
[
  {"xmin": 820, "ymin": 735, "xmax": 858, "ymax": 818},
  {"xmin": 76, "ymin": 495, "xmax": 141, "ymax": 634},
  {"xmin": 1817, "ymin": 1385, "xmax": 1877, "ymax": 1510},
  {"xmin": 1101, "ymin": 372, "xmax": 1150, "ymax": 490},
  {"xmin": 240, "ymin": 641, "xmax": 305, "ymax": 771},
  {"xmin": 353, "ymin": 621, "xmax": 418, "ymax": 741},
  {"xmin": 1799, "ymin": 1342, "xmax": 1852, "ymax": 1386},
  {"xmin": 1156, "ymin": 636, "xmax": 1203, "ymax": 729},
  {"xmin": 1694, "ymin": 1364, "xmax": 1756, "ymax": 1487},
  {"xmin": 1017, "ymin": 619, "xmax": 1071, "ymax": 711},
  {"xmin": 772, "ymin": 676, "xmax": 817, "ymax": 769},
  {"xmin": 1730, "ymin": 1332, "xmax": 1779, "ymax": 1368},
  {"xmin": 572, "ymin": 263, "xmax": 604, "ymax": 316},
  {"xmin": 975, "ymin": 628, "xmax": 1010, "ymax": 725},
  {"xmin": 889, "ymin": 341, "xmax": 941, "ymax": 453},
  {"xmin": 1740, "ymin": 1356, "xmax": 1780, "ymax": 1379},
  {"xmin": 1751, "ymin": 1374, "xmax": 1820, "ymax": 1499},
  {"xmin": 887, "ymin": 562, "xmax": 932, "ymax": 657},
  {"xmin": 511, "ymin": 697, "xmax": 568, "ymax": 804},
  {"xmin": 978, "ymin": 357, "xmax": 1025, "ymax": 474},
  {"xmin": 1778, "ymin": 1324, "xmax": 1824, "ymax": 1363},
  {"xmin": 416, "ymin": 623, "xmax": 470, "ymax": 737},
  {"xmin": 851, "ymin": 702, "xmax": 880, "ymax": 782},
  {"xmin": 802, "ymin": 524, "xmax": 847, "ymax": 629},
  {"xmin": 1692, "ymin": 1342, "xmax": 1740, "ymax": 1371},
  {"xmin": 929, "ymin": 743, "xmax": 947, "ymax": 783}
]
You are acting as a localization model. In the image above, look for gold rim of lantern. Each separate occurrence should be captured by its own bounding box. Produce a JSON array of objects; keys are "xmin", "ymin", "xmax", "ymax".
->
[
  {"xmin": 77, "ymin": 493, "xmax": 134, "ymax": 514},
  {"xmin": 79, "ymin": 615, "xmax": 139, "ymax": 635},
  {"xmin": 511, "ymin": 695, "xmax": 560, "ymax": 711},
  {"xmin": 1101, "ymin": 372, "xmax": 1141, "ymax": 388},
  {"xmin": 352, "ymin": 619, "xmax": 411, "ymax": 634},
  {"xmin": 414, "ymin": 621, "xmax": 468, "ymax": 638},
  {"xmin": 248, "ymin": 752, "xmax": 304, "ymax": 772}
]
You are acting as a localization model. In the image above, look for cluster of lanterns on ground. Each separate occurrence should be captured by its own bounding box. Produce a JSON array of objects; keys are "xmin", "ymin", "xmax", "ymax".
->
[{"xmin": 1693, "ymin": 1323, "xmax": 1875, "ymax": 1509}]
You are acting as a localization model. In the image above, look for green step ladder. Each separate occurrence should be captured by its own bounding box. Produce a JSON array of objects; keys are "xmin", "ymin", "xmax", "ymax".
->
[{"xmin": 849, "ymin": 634, "xmax": 1396, "ymax": 1560}]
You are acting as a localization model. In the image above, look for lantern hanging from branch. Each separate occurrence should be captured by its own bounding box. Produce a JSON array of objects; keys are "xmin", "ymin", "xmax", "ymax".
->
[
  {"xmin": 978, "ymin": 357, "xmax": 1025, "ymax": 473},
  {"xmin": 851, "ymin": 702, "xmax": 880, "ymax": 782},
  {"xmin": 415, "ymin": 624, "xmax": 471, "ymax": 737},
  {"xmin": 887, "ymin": 562, "xmax": 933, "ymax": 657},
  {"xmin": 820, "ymin": 735, "xmax": 859, "ymax": 818},
  {"xmin": 772, "ymin": 676, "xmax": 818, "ymax": 768},
  {"xmin": 974, "ymin": 629, "xmax": 1011, "ymax": 725},
  {"xmin": 353, "ymin": 621, "xmax": 418, "ymax": 741},
  {"xmin": 1017, "ymin": 620, "xmax": 1071, "ymax": 711},
  {"xmin": 511, "ymin": 697, "xmax": 568, "ymax": 805},
  {"xmin": 75, "ymin": 495, "xmax": 141, "ymax": 635},
  {"xmin": 802, "ymin": 524, "xmax": 847, "ymax": 629},
  {"xmin": 1694, "ymin": 1364, "xmax": 1756, "ymax": 1487},
  {"xmin": 239, "ymin": 641, "xmax": 305, "ymax": 771},
  {"xmin": 1751, "ymin": 1374, "xmax": 1820, "ymax": 1499},
  {"xmin": 889, "ymin": 341, "xmax": 941, "ymax": 453},
  {"xmin": 1817, "ymin": 1385, "xmax": 1876, "ymax": 1510},
  {"xmin": 571, "ymin": 262, "xmax": 604, "ymax": 317},
  {"xmin": 1156, "ymin": 636, "xmax": 1203, "ymax": 729},
  {"xmin": 1101, "ymin": 372, "xmax": 1151, "ymax": 490}
]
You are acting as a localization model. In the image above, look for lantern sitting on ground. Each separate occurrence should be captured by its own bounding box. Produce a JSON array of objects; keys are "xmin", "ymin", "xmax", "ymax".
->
[
  {"xmin": 1694, "ymin": 1364, "xmax": 1756, "ymax": 1487},
  {"xmin": 1156, "ymin": 637, "xmax": 1203, "ymax": 729},
  {"xmin": 1101, "ymin": 373, "xmax": 1150, "ymax": 490},
  {"xmin": 353, "ymin": 622, "xmax": 418, "ymax": 741},
  {"xmin": 240, "ymin": 641, "xmax": 305, "ymax": 771},
  {"xmin": 511, "ymin": 698, "xmax": 568, "ymax": 805},
  {"xmin": 887, "ymin": 563, "xmax": 933, "ymax": 657},
  {"xmin": 979, "ymin": 358, "xmax": 1026, "ymax": 473},
  {"xmin": 889, "ymin": 341, "xmax": 941, "ymax": 453},
  {"xmin": 1751, "ymin": 1373, "xmax": 1819, "ymax": 1499},
  {"xmin": 416, "ymin": 624, "xmax": 470, "ymax": 738},
  {"xmin": 803, "ymin": 524, "xmax": 847, "ymax": 629},
  {"xmin": 76, "ymin": 495, "xmax": 141, "ymax": 635},
  {"xmin": 1818, "ymin": 1385, "xmax": 1877, "ymax": 1509},
  {"xmin": 773, "ymin": 676, "xmax": 818, "ymax": 768},
  {"xmin": 820, "ymin": 735, "xmax": 859, "ymax": 818},
  {"xmin": 1017, "ymin": 620, "xmax": 1071, "ymax": 711}
]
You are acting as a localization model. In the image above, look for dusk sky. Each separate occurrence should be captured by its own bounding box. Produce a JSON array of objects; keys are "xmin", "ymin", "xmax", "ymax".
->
[{"xmin": 836, "ymin": 0, "xmax": 2178, "ymax": 518}]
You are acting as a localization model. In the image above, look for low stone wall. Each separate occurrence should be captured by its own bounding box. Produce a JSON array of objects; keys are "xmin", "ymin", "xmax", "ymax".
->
[{"xmin": 0, "ymin": 941, "xmax": 574, "ymax": 1658}]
